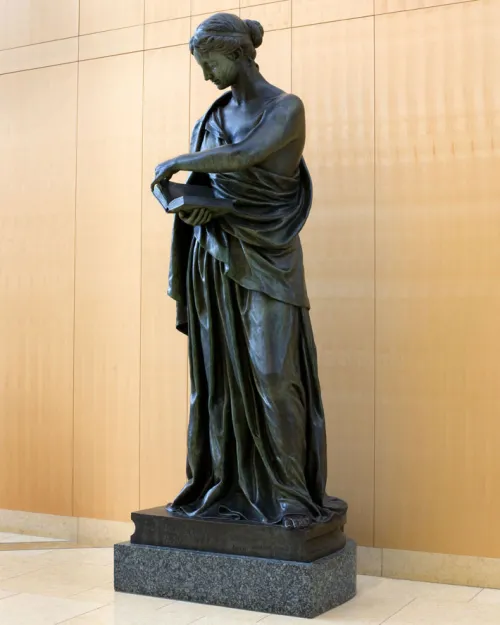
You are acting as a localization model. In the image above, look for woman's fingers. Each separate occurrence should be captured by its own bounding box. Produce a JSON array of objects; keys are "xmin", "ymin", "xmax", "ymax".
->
[
  {"xmin": 178, "ymin": 208, "xmax": 212, "ymax": 225},
  {"xmin": 200, "ymin": 209, "xmax": 212, "ymax": 224},
  {"xmin": 193, "ymin": 209, "xmax": 206, "ymax": 225},
  {"xmin": 183, "ymin": 211, "xmax": 199, "ymax": 225},
  {"xmin": 151, "ymin": 166, "xmax": 174, "ymax": 191},
  {"xmin": 196, "ymin": 209, "xmax": 212, "ymax": 225},
  {"xmin": 151, "ymin": 172, "xmax": 166, "ymax": 190}
]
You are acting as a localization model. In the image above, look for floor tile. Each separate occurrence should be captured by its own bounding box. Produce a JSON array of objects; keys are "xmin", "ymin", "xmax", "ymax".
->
[
  {"xmin": 69, "ymin": 582, "xmax": 117, "ymax": 605},
  {"xmin": 0, "ymin": 562, "xmax": 113, "ymax": 598},
  {"xmin": 33, "ymin": 548, "xmax": 113, "ymax": 568},
  {"xmin": 195, "ymin": 618, "xmax": 270, "ymax": 625},
  {"xmin": 471, "ymin": 588, "xmax": 500, "ymax": 605},
  {"xmin": 0, "ymin": 554, "xmax": 50, "ymax": 581},
  {"xmin": 71, "ymin": 585, "xmax": 174, "ymax": 612},
  {"xmin": 0, "ymin": 592, "xmax": 102, "ymax": 625},
  {"xmin": 0, "ymin": 549, "xmax": 52, "ymax": 558},
  {"xmin": 158, "ymin": 600, "xmax": 267, "ymax": 621},
  {"xmin": 385, "ymin": 598, "xmax": 500, "ymax": 624},
  {"xmin": 261, "ymin": 596, "xmax": 414, "ymax": 624},
  {"xmin": 359, "ymin": 576, "xmax": 481, "ymax": 602},
  {"xmin": 62, "ymin": 602, "xmax": 204, "ymax": 624}
]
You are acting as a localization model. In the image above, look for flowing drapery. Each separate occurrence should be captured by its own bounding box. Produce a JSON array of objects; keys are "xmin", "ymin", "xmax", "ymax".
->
[{"xmin": 166, "ymin": 93, "xmax": 347, "ymax": 524}]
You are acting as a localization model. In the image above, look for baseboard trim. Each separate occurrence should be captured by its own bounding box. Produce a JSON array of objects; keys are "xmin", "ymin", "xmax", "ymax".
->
[
  {"xmin": 357, "ymin": 545, "xmax": 500, "ymax": 590},
  {"xmin": 0, "ymin": 509, "xmax": 78, "ymax": 542},
  {"xmin": 382, "ymin": 547, "xmax": 500, "ymax": 589},
  {"xmin": 0, "ymin": 509, "xmax": 133, "ymax": 547},
  {"xmin": 357, "ymin": 546, "xmax": 383, "ymax": 576}
]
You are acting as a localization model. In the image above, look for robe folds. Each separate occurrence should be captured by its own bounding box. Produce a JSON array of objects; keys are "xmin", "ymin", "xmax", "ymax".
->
[{"xmin": 167, "ymin": 92, "xmax": 347, "ymax": 524}]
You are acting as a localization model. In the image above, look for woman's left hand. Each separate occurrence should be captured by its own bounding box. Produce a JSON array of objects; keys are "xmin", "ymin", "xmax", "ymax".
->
[
  {"xmin": 179, "ymin": 208, "xmax": 213, "ymax": 226},
  {"xmin": 151, "ymin": 159, "xmax": 179, "ymax": 191}
]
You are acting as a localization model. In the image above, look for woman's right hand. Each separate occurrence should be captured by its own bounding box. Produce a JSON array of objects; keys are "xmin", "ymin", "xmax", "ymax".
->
[
  {"xmin": 179, "ymin": 208, "xmax": 212, "ymax": 226},
  {"xmin": 151, "ymin": 159, "xmax": 178, "ymax": 191}
]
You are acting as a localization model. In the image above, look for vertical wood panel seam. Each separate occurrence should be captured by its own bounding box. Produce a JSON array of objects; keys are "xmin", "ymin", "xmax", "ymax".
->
[
  {"xmin": 71, "ymin": 0, "xmax": 82, "ymax": 519},
  {"xmin": 290, "ymin": 0, "xmax": 292, "ymax": 94},
  {"xmin": 372, "ymin": 4, "xmax": 377, "ymax": 549},
  {"xmin": 138, "ymin": 0, "xmax": 146, "ymax": 510}
]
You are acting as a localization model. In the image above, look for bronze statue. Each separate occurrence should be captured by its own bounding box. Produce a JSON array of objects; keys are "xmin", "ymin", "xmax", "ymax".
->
[{"xmin": 152, "ymin": 13, "xmax": 347, "ymax": 530}]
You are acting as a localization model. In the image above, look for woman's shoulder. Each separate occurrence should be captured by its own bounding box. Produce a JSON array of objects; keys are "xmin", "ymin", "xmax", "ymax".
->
[
  {"xmin": 266, "ymin": 92, "xmax": 305, "ymax": 123},
  {"xmin": 257, "ymin": 87, "xmax": 302, "ymax": 111},
  {"xmin": 276, "ymin": 92, "xmax": 304, "ymax": 113}
]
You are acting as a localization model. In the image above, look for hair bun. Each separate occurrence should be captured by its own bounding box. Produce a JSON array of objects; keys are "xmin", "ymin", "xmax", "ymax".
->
[{"xmin": 244, "ymin": 19, "xmax": 264, "ymax": 49}]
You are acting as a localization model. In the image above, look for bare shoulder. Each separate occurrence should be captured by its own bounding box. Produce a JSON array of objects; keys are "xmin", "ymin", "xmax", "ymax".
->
[
  {"xmin": 268, "ymin": 93, "xmax": 305, "ymax": 128},
  {"xmin": 276, "ymin": 93, "xmax": 305, "ymax": 115}
]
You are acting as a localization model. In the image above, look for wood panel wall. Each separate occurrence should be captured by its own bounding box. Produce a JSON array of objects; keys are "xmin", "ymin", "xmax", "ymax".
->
[
  {"xmin": 73, "ymin": 53, "xmax": 144, "ymax": 520},
  {"xmin": 1, "ymin": 0, "xmax": 499, "ymax": 558},
  {"xmin": 0, "ymin": 64, "xmax": 77, "ymax": 516},
  {"xmin": 293, "ymin": 17, "xmax": 375, "ymax": 545},
  {"xmin": 375, "ymin": 0, "xmax": 500, "ymax": 557}
]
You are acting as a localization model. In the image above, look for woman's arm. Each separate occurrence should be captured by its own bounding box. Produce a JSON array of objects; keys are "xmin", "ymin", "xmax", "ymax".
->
[{"xmin": 152, "ymin": 95, "xmax": 305, "ymax": 187}]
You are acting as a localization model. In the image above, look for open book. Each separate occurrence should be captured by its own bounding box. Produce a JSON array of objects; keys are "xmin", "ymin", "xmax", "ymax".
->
[{"xmin": 152, "ymin": 181, "xmax": 234, "ymax": 215}]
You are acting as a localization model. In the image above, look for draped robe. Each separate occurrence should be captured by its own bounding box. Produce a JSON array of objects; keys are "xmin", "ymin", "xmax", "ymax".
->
[{"xmin": 167, "ymin": 92, "xmax": 347, "ymax": 524}]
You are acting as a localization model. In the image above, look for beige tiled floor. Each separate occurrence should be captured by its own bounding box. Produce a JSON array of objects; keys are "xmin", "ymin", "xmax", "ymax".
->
[{"xmin": 0, "ymin": 546, "xmax": 500, "ymax": 624}]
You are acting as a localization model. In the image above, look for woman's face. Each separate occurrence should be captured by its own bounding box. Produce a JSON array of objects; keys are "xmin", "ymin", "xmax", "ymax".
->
[{"xmin": 194, "ymin": 49, "xmax": 239, "ymax": 90}]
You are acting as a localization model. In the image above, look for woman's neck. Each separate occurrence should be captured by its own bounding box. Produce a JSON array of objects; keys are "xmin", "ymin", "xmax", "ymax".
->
[{"xmin": 230, "ymin": 62, "xmax": 271, "ymax": 105}]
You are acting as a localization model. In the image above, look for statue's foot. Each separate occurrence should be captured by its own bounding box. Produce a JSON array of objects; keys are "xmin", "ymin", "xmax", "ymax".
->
[{"xmin": 283, "ymin": 514, "xmax": 311, "ymax": 530}]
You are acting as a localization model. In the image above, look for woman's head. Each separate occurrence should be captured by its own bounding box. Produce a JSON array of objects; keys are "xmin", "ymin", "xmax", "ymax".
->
[{"xmin": 190, "ymin": 13, "xmax": 264, "ymax": 90}]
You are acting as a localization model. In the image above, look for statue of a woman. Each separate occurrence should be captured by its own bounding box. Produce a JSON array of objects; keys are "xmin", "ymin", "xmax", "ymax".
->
[{"xmin": 152, "ymin": 13, "xmax": 347, "ymax": 530}]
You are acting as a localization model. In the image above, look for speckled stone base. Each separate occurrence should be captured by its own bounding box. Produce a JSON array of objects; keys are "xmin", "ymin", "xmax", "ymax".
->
[{"xmin": 114, "ymin": 539, "xmax": 357, "ymax": 619}]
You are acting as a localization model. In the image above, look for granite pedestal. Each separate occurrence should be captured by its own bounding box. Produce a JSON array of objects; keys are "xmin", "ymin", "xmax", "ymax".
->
[
  {"xmin": 115, "ymin": 539, "xmax": 356, "ymax": 619},
  {"xmin": 114, "ymin": 507, "xmax": 357, "ymax": 619}
]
